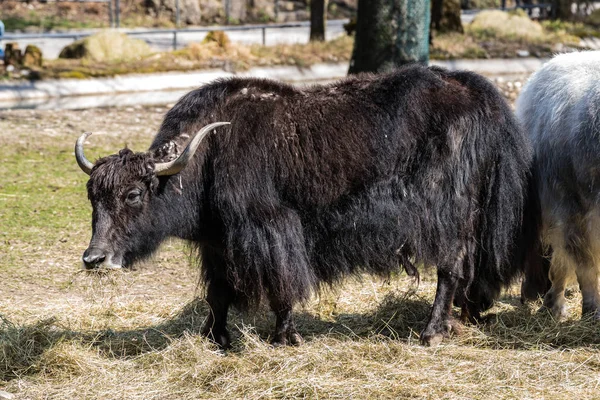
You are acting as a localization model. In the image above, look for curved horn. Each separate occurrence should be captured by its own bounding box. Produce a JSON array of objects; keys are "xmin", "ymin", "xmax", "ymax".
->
[
  {"xmin": 155, "ymin": 121, "xmax": 231, "ymax": 176},
  {"xmin": 75, "ymin": 132, "xmax": 95, "ymax": 176}
]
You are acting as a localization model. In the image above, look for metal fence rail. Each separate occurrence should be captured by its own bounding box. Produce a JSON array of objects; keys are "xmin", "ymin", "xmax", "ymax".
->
[{"xmin": 2, "ymin": 19, "xmax": 349, "ymax": 50}]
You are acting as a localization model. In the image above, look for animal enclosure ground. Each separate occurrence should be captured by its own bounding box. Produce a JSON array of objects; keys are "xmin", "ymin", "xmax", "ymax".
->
[{"xmin": 1, "ymin": 91, "xmax": 599, "ymax": 399}]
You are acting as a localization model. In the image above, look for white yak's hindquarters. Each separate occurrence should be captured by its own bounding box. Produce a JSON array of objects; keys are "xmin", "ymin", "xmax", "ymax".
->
[{"xmin": 516, "ymin": 50, "xmax": 600, "ymax": 321}]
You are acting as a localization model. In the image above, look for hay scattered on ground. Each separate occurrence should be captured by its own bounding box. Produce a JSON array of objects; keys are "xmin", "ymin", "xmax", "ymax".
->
[{"xmin": 1, "ymin": 97, "xmax": 600, "ymax": 400}]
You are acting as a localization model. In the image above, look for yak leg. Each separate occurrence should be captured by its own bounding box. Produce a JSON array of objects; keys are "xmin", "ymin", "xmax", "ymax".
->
[
  {"xmin": 200, "ymin": 248, "xmax": 234, "ymax": 349},
  {"xmin": 420, "ymin": 266, "xmax": 460, "ymax": 346},
  {"xmin": 576, "ymin": 224, "xmax": 600, "ymax": 319},
  {"xmin": 269, "ymin": 296, "xmax": 303, "ymax": 347},
  {"xmin": 541, "ymin": 249, "xmax": 572, "ymax": 320},
  {"xmin": 201, "ymin": 279, "xmax": 234, "ymax": 348},
  {"xmin": 575, "ymin": 262, "xmax": 600, "ymax": 319}
]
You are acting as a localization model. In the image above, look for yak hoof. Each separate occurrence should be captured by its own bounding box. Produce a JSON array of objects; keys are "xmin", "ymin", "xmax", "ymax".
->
[
  {"xmin": 201, "ymin": 326, "xmax": 231, "ymax": 349},
  {"xmin": 420, "ymin": 331, "xmax": 445, "ymax": 347},
  {"xmin": 271, "ymin": 330, "xmax": 304, "ymax": 347},
  {"xmin": 538, "ymin": 303, "xmax": 567, "ymax": 321},
  {"xmin": 420, "ymin": 320, "xmax": 456, "ymax": 346},
  {"xmin": 581, "ymin": 304, "xmax": 600, "ymax": 321}
]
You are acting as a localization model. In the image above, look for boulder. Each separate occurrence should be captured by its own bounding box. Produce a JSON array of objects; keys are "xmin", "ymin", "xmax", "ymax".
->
[
  {"xmin": 59, "ymin": 30, "xmax": 153, "ymax": 62},
  {"xmin": 202, "ymin": 30, "xmax": 231, "ymax": 48},
  {"xmin": 146, "ymin": 0, "xmax": 202, "ymax": 24},
  {"xmin": 199, "ymin": 0, "xmax": 224, "ymax": 22},
  {"xmin": 162, "ymin": 0, "xmax": 202, "ymax": 24},
  {"xmin": 248, "ymin": 0, "xmax": 275, "ymax": 21},
  {"xmin": 23, "ymin": 44, "xmax": 43, "ymax": 68},
  {"xmin": 4, "ymin": 43, "xmax": 23, "ymax": 67},
  {"xmin": 226, "ymin": 0, "xmax": 247, "ymax": 22}
]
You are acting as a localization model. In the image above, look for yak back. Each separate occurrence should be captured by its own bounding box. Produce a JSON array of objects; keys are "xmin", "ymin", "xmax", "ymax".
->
[{"xmin": 150, "ymin": 64, "xmax": 530, "ymax": 310}]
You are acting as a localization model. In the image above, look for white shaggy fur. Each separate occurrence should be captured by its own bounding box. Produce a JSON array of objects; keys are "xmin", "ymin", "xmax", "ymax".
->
[{"xmin": 516, "ymin": 51, "xmax": 600, "ymax": 319}]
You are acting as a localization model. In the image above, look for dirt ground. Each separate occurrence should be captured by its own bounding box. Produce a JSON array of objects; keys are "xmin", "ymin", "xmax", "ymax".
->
[{"xmin": 1, "ymin": 78, "xmax": 599, "ymax": 399}]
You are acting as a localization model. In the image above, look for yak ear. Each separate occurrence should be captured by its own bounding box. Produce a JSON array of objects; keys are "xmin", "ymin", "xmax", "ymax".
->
[
  {"xmin": 119, "ymin": 148, "xmax": 134, "ymax": 157},
  {"xmin": 155, "ymin": 122, "xmax": 230, "ymax": 176},
  {"xmin": 153, "ymin": 141, "xmax": 180, "ymax": 163}
]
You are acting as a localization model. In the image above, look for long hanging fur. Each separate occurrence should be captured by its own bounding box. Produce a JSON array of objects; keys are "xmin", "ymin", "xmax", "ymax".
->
[{"xmin": 140, "ymin": 65, "xmax": 532, "ymax": 312}]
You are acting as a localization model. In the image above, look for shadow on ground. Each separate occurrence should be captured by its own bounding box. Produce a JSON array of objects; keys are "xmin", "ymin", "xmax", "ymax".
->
[{"xmin": 2, "ymin": 291, "xmax": 600, "ymax": 381}]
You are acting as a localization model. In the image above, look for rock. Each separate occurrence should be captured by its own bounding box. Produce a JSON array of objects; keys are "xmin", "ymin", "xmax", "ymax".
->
[
  {"xmin": 278, "ymin": 9, "xmax": 309, "ymax": 22},
  {"xmin": 4, "ymin": 43, "xmax": 23, "ymax": 67},
  {"xmin": 0, "ymin": 391, "xmax": 15, "ymax": 400},
  {"xmin": 202, "ymin": 30, "xmax": 231, "ymax": 48},
  {"xmin": 59, "ymin": 30, "xmax": 153, "ymax": 62},
  {"xmin": 148, "ymin": 0, "xmax": 202, "ymax": 25},
  {"xmin": 23, "ymin": 44, "xmax": 43, "ymax": 68},
  {"xmin": 182, "ymin": 0, "xmax": 202, "ymax": 25},
  {"xmin": 199, "ymin": 0, "xmax": 224, "ymax": 22},
  {"xmin": 248, "ymin": 0, "xmax": 275, "ymax": 22},
  {"xmin": 282, "ymin": 1, "xmax": 296, "ymax": 11},
  {"xmin": 516, "ymin": 50, "xmax": 530, "ymax": 57}
]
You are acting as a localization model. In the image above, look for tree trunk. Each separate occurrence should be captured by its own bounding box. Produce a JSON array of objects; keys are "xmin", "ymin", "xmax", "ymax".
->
[
  {"xmin": 310, "ymin": 0, "xmax": 327, "ymax": 41},
  {"xmin": 552, "ymin": 0, "xmax": 573, "ymax": 20},
  {"xmin": 431, "ymin": 0, "xmax": 443, "ymax": 30},
  {"xmin": 349, "ymin": 0, "xmax": 430, "ymax": 74},
  {"xmin": 431, "ymin": 0, "xmax": 463, "ymax": 33}
]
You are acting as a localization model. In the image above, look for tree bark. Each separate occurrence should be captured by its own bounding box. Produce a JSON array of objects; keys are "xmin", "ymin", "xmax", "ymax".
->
[
  {"xmin": 310, "ymin": 0, "xmax": 327, "ymax": 41},
  {"xmin": 349, "ymin": 0, "xmax": 431, "ymax": 74}
]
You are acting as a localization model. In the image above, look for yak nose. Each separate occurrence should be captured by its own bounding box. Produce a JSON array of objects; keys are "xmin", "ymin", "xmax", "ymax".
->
[{"xmin": 82, "ymin": 247, "xmax": 106, "ymax": 269}]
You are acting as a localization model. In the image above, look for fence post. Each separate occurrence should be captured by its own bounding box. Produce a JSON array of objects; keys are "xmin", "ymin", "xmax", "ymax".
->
[
  {"xmin": 274, "ymin": 0, "xmax": 279, "ymax": 21},
  {"xmin": 176, "ymin": 0, "xmax": 180, "ymax": 27},
  {"xmin": 173, "ymin": 30, "xmax": 178, "ymax": 50},
  {"xmin": 225, "ymin": 0, "xmax": 230, "ymax": 24},
  {"xmin": 115, "ymin": 0, "xmax": 120, "ymax": 28},
  {"xmin": 108, "ymin": 0, "xmax": 113, "ymax": 28},
  {"xmin": 262, "ymin": 27, "xmax": 266, "ymax": 45}
]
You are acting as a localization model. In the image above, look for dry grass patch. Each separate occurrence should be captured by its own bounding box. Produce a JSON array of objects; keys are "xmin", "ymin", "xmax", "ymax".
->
[
  {"xmin": 433, "ymin": 10, "xmax": 583, "ymax": 59},
  {"xmin": 468, "ymin": 10, "xmax": 546, "ymax": 42},
  {"xmin": 35, "ymin": 35, "xmax": 354, "ymax": 80}
]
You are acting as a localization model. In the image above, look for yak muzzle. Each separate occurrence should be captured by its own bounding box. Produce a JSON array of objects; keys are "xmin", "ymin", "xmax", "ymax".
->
[
  {"xmin": 82, "ymin": 247, "xmax": 106, "ymax": 269},
  {"xmin": 82, "ymin": 247, "xmax": 122, "ymax": 270}
]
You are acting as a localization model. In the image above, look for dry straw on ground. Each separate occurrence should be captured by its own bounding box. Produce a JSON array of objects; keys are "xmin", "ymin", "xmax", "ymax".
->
[{"xmin": 1, "ymin": 101, "xmax": 599, "ymax": 399}]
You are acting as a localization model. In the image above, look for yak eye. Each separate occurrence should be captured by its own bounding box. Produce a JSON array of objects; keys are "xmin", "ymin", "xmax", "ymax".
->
[{"xmin": 125, "ymin": 189, "xmax": 142, "ymax": 205}]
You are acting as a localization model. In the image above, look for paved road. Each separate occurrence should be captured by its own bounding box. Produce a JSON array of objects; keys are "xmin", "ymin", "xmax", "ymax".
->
[{"xmin": 3, "ymin": 20, "xmax": 349, "ymax": 60}]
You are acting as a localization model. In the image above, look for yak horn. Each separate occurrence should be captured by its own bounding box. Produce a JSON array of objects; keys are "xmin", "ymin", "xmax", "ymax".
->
[
  {"xmin": 75, "ymin": 132, "xmax": 95, "ymax": 176},
  {"xmin": 155, "ymin": 122, "xmax": 230, "ymax": 176}
]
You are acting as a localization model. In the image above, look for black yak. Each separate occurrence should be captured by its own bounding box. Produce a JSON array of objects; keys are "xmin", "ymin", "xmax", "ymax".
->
[
  {"xmin": 75, "ymin": 65, "xmax": 531, "ymax": 347},
  {"xmin": 517, "ymin": 51, "xmax": 600, "ymax": 320}
]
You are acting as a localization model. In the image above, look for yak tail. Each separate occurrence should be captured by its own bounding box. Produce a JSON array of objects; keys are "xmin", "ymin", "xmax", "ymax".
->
[
  {"xmin": 466, "ymin": 121, "xmax": 544, "ymax": 315},
  {"xmin": 519, "ymin": 160, "xmax": 551, "ymax": 302}
]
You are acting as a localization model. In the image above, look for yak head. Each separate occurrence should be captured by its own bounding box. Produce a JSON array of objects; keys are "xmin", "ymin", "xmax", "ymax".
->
[{"xmin": 75, "ymin": 122, "xmax": 230, "ymax": 270}]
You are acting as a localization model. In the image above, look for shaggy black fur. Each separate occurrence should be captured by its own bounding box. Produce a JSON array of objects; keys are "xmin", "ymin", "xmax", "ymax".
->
[{"xmin": 82, "ymin": 65, "xmax": 532, "ymax": 347}]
